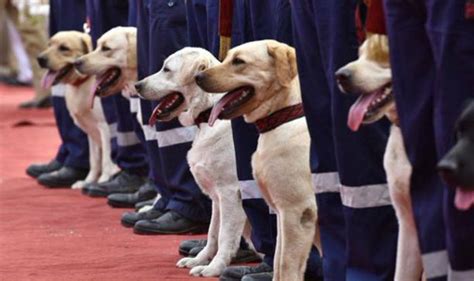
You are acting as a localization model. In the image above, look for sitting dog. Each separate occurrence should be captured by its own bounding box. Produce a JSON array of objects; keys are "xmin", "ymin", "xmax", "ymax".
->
[
  {"xmin": 135, "ymin": 47, "xmax": 247, "ymax": 277},
  {"xmin": 438, "ymin": 100, "xmax": 474, "ymax": 211},
  {"xmin": 74, "ymin": 26, "xmax": 138, "ymax": 103},
  {"xmin": 37, "ymin": 31, "xmax": 119, "ymax": 189},
  {"xmin": 196, "ymin": 40, "xmax": 318, "ymax": 281},
  {"xmin": 336, "ymin": 34, "xmax": 423, "ymax": 281}
]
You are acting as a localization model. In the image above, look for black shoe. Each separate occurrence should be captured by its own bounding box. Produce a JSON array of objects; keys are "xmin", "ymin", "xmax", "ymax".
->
[
  {"xmin": 87, "ymin": 171, "xmax": 146, "ymax": 197},
  {"xmin": 107, "ymin": 180, "xmax": 157, "ymax": 208},
  {"xmin": 135, "ymin": 198, "xmax": 155, "ymax": 211},
  {"xmin": 179, "ymin": 239, "xmax": 207, "ymax": 256},
  {"xmin": 26, "ymin": 159, "xmax": 62, "ymax": 178},
  {"xmin": 219, "ymin": 263, "xmax": 273, "ymax": 281},
  {"xmin": 37, "ymin": 166, "xmax": 88, "ymax": 188},
  {"xmin": 242, "ymin": 272, "xmax": 273, "ymax": 281},
  {"xmin": 121, "ymin": 208, "xmax": 164, "ymax": 228},
  {"xmin": 133, "ymin": 211, "xmax": 209, "ymax": 235},
  {"xmin": 81, "ymin": 173, "xmax": 120, "ymax": 195}
]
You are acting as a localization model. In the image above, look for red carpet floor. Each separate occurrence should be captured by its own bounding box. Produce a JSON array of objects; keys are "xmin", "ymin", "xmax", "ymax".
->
[{"xmin": 0, "ymin": 84, "xmax": 214, "ymax": 281}]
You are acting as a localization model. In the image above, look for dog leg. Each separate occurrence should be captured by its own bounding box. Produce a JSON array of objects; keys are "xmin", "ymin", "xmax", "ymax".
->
[
  {"xmin": 276, "ymin": 204, "xmax": 317, "ymax": 281},
  {"xmin": 178, "ymin": 199, "xmax": 219, "ymax": 270},
  {"xmin": 72, "ymin": 135, "xmax": 101, "ymax": 189},
  {"xmin": 192, "ymin": 189, "xmax": 247, "ymax": 277},
  {"xmin": 385, "ymin": 126, "xmax": 422, "ymax": 281},
  {"xmin": 98, "ymin": 121, "xmax": 119, "ymax": 183}
]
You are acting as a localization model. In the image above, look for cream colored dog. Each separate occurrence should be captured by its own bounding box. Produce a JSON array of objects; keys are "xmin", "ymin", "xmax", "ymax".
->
[
  {"xmin": 196, "ymin": 40, "xmax": 318, "ymax": 281},
  {"xmin": 37, "ymin": 31, "xmax": 119, "ymax": 188},
  {"xmin": 135, "ymin": 47, "xmax": 247, "ymax": 277},
  {"xmin": 74, "ymin": 26, "xmax": 137, "ymax": 102},
  {"xmin": 336, "ymin": 34, "xmax": 423, "ymax": 281}
]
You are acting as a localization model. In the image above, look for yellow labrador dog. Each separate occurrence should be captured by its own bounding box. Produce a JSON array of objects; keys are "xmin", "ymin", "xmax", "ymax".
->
[
  {"xmin": 336, "ymin": 34, "xmax": 423, "ymax": 281},
  {"xmin": 135, "ymin": 47, "xmax": 247, "ymax": 277},
  {"xmin": 196, "ymin": 40, "xmax": 318, "ymax": 281},
  {"xmin": 74, "ymin": 26, "xmax": 137, "ymax": 103},
  {"xmin": 37, "ymin": 31, "xmax": 119, "ymax": 188}
]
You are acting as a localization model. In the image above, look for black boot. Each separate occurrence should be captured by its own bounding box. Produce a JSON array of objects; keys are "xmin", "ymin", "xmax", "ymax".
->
[
  {"xmin": 37, "ymin": 166, "xmax": 88, "ymax": 188},
  {"xmin": 219, "ymin": 263, "xmax": 273, "ymax": 281},
  {"xmin": 121, "ymin": 208, "xmax": 164, "ymax": 227},
  {"xmin": 86, "ymin": 171, "xmax": 146, "ymax": 197},
  {"xmin": 107, "ymin": 180, "xmax": 157, "ymax": 208},
  {"xmin": 26, "ymin": 159, "xmax": 62, "ymax": 178},
  {"xmin": 133, "ymin": 211, "xmax": 208, "ymax": 235}
]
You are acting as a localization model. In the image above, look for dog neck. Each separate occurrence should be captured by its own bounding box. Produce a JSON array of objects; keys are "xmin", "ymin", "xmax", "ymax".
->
[
  {"xmin": 179, "ymin": 83, "xmax": 224, "ymax": 127},
  {"xmin": 385, "ymin": 103, "xmax": 400, "ymax": 127},
  {"xmin": 244, "ymin": 76, "xmax": 302, "ymax": 124}
]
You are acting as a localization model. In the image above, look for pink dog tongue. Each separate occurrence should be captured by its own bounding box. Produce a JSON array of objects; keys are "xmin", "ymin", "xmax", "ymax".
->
[
  {"xmin": 149, "ymin": 106, "xmax": 161, "ymax": 126},
  {"xmin": 41, "ymin": 70, "xmax": 58, "ymax": 89},
  {"xmin": 88, "ymin": 78, "xmax": 103, "ymax": 109},
  {"xmin": 209, "ymin": 92, "xmax": 240, "ymax": 126},
  {"xmin": 455, "ymin": 187, "xmax": 474, "ymax": 211},
  {"xmin": 347, "ymin": 93, "xmax": 378, "ymax": 132}
]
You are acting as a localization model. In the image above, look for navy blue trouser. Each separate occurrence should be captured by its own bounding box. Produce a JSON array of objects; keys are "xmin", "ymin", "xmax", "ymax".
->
[
  {"xmin": 291, "ymin": 1, "xmax": 398, "ymax": 280},
  {"xmin": 135, "ymin": 0, "xmax": 211, "ymax": 223},
  {"xmin": 384, "ymin": 1, "xmax": 474, "ymax": 280},
  {"xmin": 48, "ymin": 0, "xmax": 90, "ymax": 171},
  {"xmin": 86, "ymin": 0, "xmax": 149, "ymax": 177}
]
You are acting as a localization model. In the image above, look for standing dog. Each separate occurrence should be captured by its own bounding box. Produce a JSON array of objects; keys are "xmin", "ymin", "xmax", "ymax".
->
[
  {"xmin": 336, "ymin": 34, "xmax": 423, "ymax": 281},
  {"xmin": 38, "ymin": 31, "xmax": 119, "ymax": 188},
  {"xmin": 135, "ymin": 47, "xmax": 247, "ymax": 277},
  {"xmin": 196, "ymin": 40, "xmax": 318, "ymax": 281}
]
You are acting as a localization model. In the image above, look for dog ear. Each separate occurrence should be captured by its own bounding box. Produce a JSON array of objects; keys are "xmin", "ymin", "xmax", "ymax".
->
[
  {"xmin": 267, "ymin": 41, "xmax": 298, "ymax": 87},
  {"xmin": 125, "ymin": 28, "xmax": 137, "ymax": 68},
  {"xmin": 80, "ymin": 34, "xmax": 93, "ymax": 54}
]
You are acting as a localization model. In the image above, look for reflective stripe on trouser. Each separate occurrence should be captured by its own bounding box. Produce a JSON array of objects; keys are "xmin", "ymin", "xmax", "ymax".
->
[
  {"xmin": 136, "ymin": 0, "xmax": 211, "ymax": 223},
  {"xmin": 291, "ymin": 1, "xmax": 398, "ymax": 280},
  {"xmin": 49, "ymin": 0, "xmax": 89, "ymax": 170},
  {"xmin": 86, "ymin": 0, "xmax": 149, "ymax": 176},
  {"xmin": 384, "ymin": 0, "xmax": 474, "ymax": 279}
]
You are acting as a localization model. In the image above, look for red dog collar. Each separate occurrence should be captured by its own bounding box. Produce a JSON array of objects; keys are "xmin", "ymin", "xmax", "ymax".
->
[
  {"xmin": 255, "ymin": 103, "xmax": 305, "ymax": 134},
  {"xmin": 71, "ymin": 76, "xmax": 90, "ymax": 87},
  {"xmin": 194, "ymin": 108, "xmax": 212, "ymax": 127}
]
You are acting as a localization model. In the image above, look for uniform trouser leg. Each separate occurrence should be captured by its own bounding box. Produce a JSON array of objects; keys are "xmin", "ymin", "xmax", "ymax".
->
[
  {"xmin": 292, "ymin": 1, "xmax": 398, "ymax": 280},
  {"xmin": 51, "ymin": 87, "xmax": 89, "ymax": 170},
  {"xmin": 384, "ymin": 0, "xmax": 474, "ymax": 279}
]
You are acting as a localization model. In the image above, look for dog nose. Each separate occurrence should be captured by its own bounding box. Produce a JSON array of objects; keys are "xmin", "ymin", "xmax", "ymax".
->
[
  {"xmin": 437, "ymin": 159, "xmax": 460, "ymax": 186},
  {"xmin": 73, "ymin": 59, "xmax": 83, "ymax": 69},
  {"xmin": 335, "ymin": 68, "xmax": 351, "ymax": 83},
  {"xmin": 37, "ymin": 56, "xmax": 48, "ymax": 68},
  {"xmin": 134, "ymin": 82, "xmax": 143, "ymax": 94},
  {"xmin": 195, "ymin": 72, "xmax": 206, "ymax": 86}
]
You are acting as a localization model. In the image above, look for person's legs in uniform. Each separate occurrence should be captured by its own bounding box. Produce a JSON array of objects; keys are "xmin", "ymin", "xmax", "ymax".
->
[
  {"xmin": 83, "ymin": 0, "xmax": 149, "ymax": 198},
  {"xmin": 34, "ymin": 0, "xmax": 90, "ymax": 188},
  {"xmin": 292, "ymin": 1, "xmax": 398, "ymax": 280},
  {"xmin": 132, "ymin": 0, "xmax": 211, "ymax": 235},
  {"xmin": 384, "ymin": 0, "xmax": 474, "ymax": 279}
]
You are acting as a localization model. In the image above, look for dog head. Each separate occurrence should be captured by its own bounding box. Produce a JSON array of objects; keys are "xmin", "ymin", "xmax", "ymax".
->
[
  {"xmin": 37, "ymin": 31, "xmax": 92, "ymax": 88},
  {"xmin": 135, "ymin": 47, "xmax": 222, "ymax": 126},
  {"xmin": 336, "ymin": 34, "xmax": 394, "ymax": 131},
  {"xmin": 74, "ymin": 26, "xmax": 137, "ymax": 98},
  {"xmin": 438, "ymin": 100, "xmax": 474, "ymax": 211},
  {"xmin": 195, "ymin": 40, "xmax": 298, "ymax": 124}
]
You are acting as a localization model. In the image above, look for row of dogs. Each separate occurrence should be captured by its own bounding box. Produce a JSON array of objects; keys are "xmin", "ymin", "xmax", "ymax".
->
[{"xmin": 37, "ymin": 26, "xmax": 473, "ymax": 281}]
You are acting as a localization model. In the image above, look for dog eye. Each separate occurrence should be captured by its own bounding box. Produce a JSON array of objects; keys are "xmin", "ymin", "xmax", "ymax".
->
[
  {"xmin": 59, "ymin": 45, "xmax": 70, "ymax": 52},
  {"xmin": 163, "ymin": 67, "xmax": 171, "ymax": 73},
  {"xmin": 232, "ymin": 58, "xmax": 246, "ymax": 65},
  {"xmin": 101, "ymin": 46, "xmax": 111, "ymax": 52}
]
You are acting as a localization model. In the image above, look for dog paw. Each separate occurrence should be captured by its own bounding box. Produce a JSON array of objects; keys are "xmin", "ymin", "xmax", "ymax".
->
[
  {"xmin": 71, "ymin": 180, "xmax": 86, "ymax": 189},
  {"xmin": 190, "ymin": 264, "xmax": 225, "ymax": 277},
  {"xmin": 176, "ymin": 257, "xmax": 209, "ymax": 269}
]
